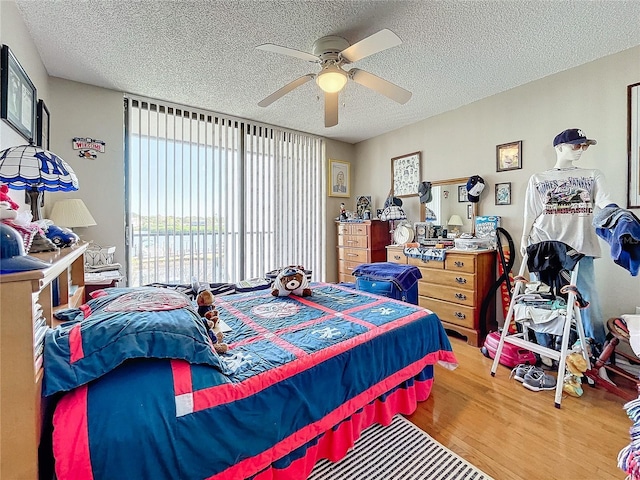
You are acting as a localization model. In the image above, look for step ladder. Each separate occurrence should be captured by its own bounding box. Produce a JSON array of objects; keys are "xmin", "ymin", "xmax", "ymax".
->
[{"xmin": 490, "ymin": 253, "xmax": 591, "ymax": 408}]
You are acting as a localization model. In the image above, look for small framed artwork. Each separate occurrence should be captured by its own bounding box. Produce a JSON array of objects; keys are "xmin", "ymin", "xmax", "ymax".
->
[
  {"xmin": 356, "ymin": 195, "xmax": 372, "ymax": 219},
  {"xmin": 496, "ymin": 140, "xmax": 522, "ymax": 172},
  {"xmin": 391, "ymin": 151, "xmax": 421, "ymax": 198},
  {"xmin": 36, "ymin": 100, "xmax": 50, "ymax": 149},
  {"xmin": 328, "ymin": 159, "xmax": 350, "ymax": 197},
  {"xmin": 495, "ymin": 182, "xmax": 512, "ymax": 205},
  {"xmin": 458, "ymin": 185, "xmax": 468, "ymax": 202},
  {"xmin": 467, "ymin": 204, "xmax": 473, "ymax": 219},
  {"xmin": 0, "ymin": 45, "xmax": 37, "ymax": 142},
  {"xmin": 628, "ymin": 82, "xmax": 640, "ymax": 208}
]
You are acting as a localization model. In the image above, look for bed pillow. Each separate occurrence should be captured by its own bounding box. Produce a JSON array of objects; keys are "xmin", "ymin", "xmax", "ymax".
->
[{"xmin": 43, "ymin": 287, "xmax": 222, "ymax": 396}]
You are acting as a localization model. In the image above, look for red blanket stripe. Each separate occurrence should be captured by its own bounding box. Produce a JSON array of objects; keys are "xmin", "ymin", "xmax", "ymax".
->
[
  {"xmin": 171, "ymin": 360, "xmax": 194, "ymax": 396},
  {"xmin": 53, "ymin": 385, "xmax": 93, "ymax": 480},
  {"xmin": 208, "ymin": 374, "xmax": 433, "ymax": 480},
  {"xmin": 176, "ymin": 309, "xmax": 434, "ymax": 411},
  {"xmin": 69, "ymin": 324, "xmax": 84, "ymax": 363}
]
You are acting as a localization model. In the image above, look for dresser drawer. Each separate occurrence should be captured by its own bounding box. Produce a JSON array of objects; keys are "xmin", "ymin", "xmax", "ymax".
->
[
  {"xmin": 407, "ymin": 256, "xmax": 445, "ymax": 270},
  {"xmin": 386, "ymin": 246, "xmax": 407, "ymax": 264},
  {"xmin": 420, "ymin": 269, "xmax": 476, "ymax": 290},
  {"xmin": 444, "ymin": 253, "xmax": 476, "ymax": 274},
  {"xmin": 338, "ymin": 272, "xmax": 356, "ymax": 283},
  {"xmin": 338, "ymin": 234, "xmax": 368, "ymax": 248},
  {"xmin": 337, "ymin": 223, "xmax": 369, "ymax": 236},
  {"xmin": 338, "ymin": 259, "xmax": 362, "ymax": 276},
  {"xmin": 419, "ymin": 297, "xmax": 476, "ymax": 329},
  {"xmin": 338, "ymin": 248, "xmax": 370, "ymax": 264},
  {"xmin": 418, "ymin": 282, "xmax": 475, "ymax": 307}
]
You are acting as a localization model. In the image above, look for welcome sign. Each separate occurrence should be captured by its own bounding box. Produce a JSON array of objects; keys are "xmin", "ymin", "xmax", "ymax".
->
[{"xmin": 72, "ymin": 137, "xmax": 105, "ymax": 153}]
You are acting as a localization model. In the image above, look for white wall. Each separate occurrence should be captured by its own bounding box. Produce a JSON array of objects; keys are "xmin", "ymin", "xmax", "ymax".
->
[{"xmin": 354, "ymin": 45, "xmax": 640, "ymax": 319}]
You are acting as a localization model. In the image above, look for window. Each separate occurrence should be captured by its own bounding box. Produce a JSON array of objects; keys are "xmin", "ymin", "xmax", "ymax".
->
[{"xmin": 125, "ymin": 96, "xmax": 325, "ymax": 286}]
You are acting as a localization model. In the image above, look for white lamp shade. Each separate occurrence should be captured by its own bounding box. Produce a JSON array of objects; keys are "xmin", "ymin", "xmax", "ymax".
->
[
  {"xmin": 316, "ymin": 65, "xmax": 348, "ymax": 93},
  {"xmin": 50, "ymin": 199, "xmax": 96, "ymax": 228},
  {"xmin": 448, "ymin": 214, "xmax": 464, "ymax": 226}
]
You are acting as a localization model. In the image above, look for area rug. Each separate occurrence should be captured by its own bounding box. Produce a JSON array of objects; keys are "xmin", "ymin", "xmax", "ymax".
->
[{"xmin": 308, "ymin": 415, "xmax": 493, "ymax": 480}]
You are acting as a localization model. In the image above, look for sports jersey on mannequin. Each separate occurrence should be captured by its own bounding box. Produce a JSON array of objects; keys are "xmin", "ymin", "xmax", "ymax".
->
[{"xmin": 520, "ymin": 128, "xmax": 612, "ymax": 346}]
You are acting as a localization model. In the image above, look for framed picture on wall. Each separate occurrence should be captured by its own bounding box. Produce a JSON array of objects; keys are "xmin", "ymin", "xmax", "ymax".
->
[
  {"xmin": 0, "ymin": 45, "xmax": 37, "ymax": 142},
  {"xmin": 391, "ymin": 151, "xmax": 421, "ymax": 197},
  {"xmin": 458, "ymin": 185, "xmax": 468, "ymax": 202},
  {"xmin": 495, "ymin": 182, "xmax": 512, "ymax": 205},
  {"xmin": 629, "ymin": 82, "xmax": 640, "ymax": 208},
  {"xmin": 36, "ymin": 100, "xmax": 50, "ymax": 149},
  {"xmin": 328, "ymin": 159, "xmax": 350, "ymax": 197},
  {"xmin": 496, "ymin": 141, "xmax": 522, "ymax": 172}
]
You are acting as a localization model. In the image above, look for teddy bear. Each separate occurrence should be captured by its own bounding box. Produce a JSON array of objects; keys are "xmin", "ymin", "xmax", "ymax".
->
[
  {"xmin": 204, "ymin": 309, "xmax": 228, "ymax": 354},
  {"xmin": 271, "ymin": 265, "xmax": 312, "ymax": 297},
  {"xmin": 563, "ymin": 351, "xmax": 588, "ymax": 397},
  {"xmin": 196, "ymin": 289, "xmax": 215, "ymax": 317}
]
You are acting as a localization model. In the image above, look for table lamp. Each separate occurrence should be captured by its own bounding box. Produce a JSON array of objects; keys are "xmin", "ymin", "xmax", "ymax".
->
[
  {"xmin": 447, "ymin": 214, "xmax": 464, "ymax": 236},
  {"xmin": 49, "ymin": 199, "xmax": 96, "ymax": 232},
  {"xmin": 0, "ymin": 144, "xmax": 79, "ymax": 252}
]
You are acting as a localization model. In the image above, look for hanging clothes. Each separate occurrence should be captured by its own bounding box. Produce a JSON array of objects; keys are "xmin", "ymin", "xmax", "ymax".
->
[{"xmin": 593, "ymin": 204, "xmax": 640, "ymax": 276}]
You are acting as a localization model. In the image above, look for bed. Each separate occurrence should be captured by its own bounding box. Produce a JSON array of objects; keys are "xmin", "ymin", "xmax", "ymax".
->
[{"xmin": 43, "ymin": 282, "xmax": 457, "ymax": 480}]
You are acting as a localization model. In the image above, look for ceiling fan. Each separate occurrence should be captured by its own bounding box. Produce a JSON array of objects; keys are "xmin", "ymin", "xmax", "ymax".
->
[{"xmin": 256, "ymin": 29, "xmax": 412, "ymax": 128}]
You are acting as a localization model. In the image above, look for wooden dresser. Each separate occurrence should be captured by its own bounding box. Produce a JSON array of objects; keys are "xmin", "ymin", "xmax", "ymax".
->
[
  {"xmin": 336, "ymin": 220, "xmax": 389, "ymax": 283},
  {"xmin": 0, "ymin": 243, "xmax": 87, "ymax": 479},
  {"xmin": 387, "ymin": 245, "xmax": 495, "ymax": 346}
]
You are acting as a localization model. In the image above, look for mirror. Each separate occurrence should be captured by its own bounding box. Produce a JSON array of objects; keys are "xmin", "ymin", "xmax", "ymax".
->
[{"xmin": 419, "ymin": 177, "xmax": 478, "ymax": 236}]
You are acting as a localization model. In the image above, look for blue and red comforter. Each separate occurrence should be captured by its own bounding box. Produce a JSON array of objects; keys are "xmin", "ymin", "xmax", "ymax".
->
[{"xmin": 48, "ymin": 283, "xmax": 456, "ymax": 480}]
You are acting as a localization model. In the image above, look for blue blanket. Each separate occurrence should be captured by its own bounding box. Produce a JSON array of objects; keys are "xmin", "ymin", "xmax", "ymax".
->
[{"xmin": 352, "ymin": 262, "xmax": 422, "ymax": 291}]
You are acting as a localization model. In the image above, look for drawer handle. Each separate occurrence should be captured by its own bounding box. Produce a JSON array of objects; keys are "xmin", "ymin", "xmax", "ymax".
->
[
  {"xmin": 454, "ymin": 311, "xmax": 466, "ymax": 319},
  {"xmin": 347, "ymin": 240, "xmax": 355, "ymax": 244},
  {"xmin": 454, "ymin": 261, "xmax": 465, "ymax": 267},
  {"xmin": 455, "ymin": 277, "xmax": 467, "ymax": 284},
  {"xmin": 394, "ymin": 255, "xmax": 401, "ymax": 260},
  {"xmin": 455, "ymin": 293, "xmax": 467, "ymax": 300},
  {"xmin": 347, "ymin": 253, "xmax": 358, "ymax": 257}
]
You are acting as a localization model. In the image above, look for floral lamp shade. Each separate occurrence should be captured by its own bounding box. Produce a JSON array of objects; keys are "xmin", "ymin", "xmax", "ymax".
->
[{"xmin": 0, "ymin": 145, "xmax": 78, "ymax": 192}]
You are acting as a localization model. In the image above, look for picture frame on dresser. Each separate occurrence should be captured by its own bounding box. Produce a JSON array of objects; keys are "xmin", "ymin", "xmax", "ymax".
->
[
  {"xmin": 0, "ymin": 44, "xmax": 37, "ymax": 142},
  {"xmin": 391, "ymin": 151, "xmax": 421, "ymax": 198},
  {"xmin": 328, "ymin": 159, "xmax": 350, "ymax": 198}
]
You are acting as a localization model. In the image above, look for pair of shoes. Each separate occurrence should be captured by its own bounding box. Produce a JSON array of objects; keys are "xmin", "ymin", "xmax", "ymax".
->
[
  {"xmin": 509, "ymin": 363, "xmax": 536, "ymax": 382},
  {"xmin": 523, "ymin": 369, "xmax": 557, "ymax": 392}
]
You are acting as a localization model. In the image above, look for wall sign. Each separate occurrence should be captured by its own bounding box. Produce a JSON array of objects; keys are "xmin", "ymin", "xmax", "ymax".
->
[{"xmin": 72, "ymin": 137, "xmax": 105, "ymax": 153}]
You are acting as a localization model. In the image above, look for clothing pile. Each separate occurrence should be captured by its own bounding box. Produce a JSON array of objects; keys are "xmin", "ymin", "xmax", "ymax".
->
[
  {"xmin": 513, "ymin": 281, "xmax": 568, "ymax": 336},
  {"xmin": 594, "ymin": 204, "xmax": 640, "ymax": 276},
  {"xmin": 618, "ymin": 398, "xmax": 640, "ymax": 480}
]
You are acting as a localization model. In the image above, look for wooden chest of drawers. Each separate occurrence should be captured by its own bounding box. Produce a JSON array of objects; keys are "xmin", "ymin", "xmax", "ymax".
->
[
  {"xmin": 386, "ymin": 246, "xmax": 495, "ymax": 346},
  {"xmin": 337, "ymin": 220, "xmax": 389, "ymax": 283}
]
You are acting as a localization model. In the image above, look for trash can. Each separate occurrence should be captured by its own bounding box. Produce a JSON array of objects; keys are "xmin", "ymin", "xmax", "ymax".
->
[{"xmin": 352, "ymin": 262, "xmax": 422, "ymax": 305}]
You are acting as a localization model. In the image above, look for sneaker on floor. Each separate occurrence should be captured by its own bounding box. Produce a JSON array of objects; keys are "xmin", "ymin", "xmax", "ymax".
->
[
  {"xmin": 523, "ymin": 369, "xmax": 557, "ymax": 392},
  {"xmin": 509, "ymin": 364, "xmax": 537, "ymax": 382}
]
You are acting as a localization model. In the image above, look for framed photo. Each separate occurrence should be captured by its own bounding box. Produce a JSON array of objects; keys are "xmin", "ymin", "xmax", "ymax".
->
[
  {"xmin": 391, "ymin": 151, "xmax": 421, "ymax": 198},
  {"xmin": 495, "ymin": 182, "xmax": 512, "ymax": 205},
  {"xmin": 467, "ymin": 204, "xmax": 473, "ymax": 220},
  {"xmin": 458, "ymin": 185, "xmax": 468, "ymax": 202},
  {"xmin": 356, "ymin": 195, "xmax": 372, "ymax": 219},
  {"xmin": 0, "ymin": 45, "xmax": 37, "ymax": 142},
  {"xmin": 628, "ymin": 82, "xmax": 640, "ymax": 208},
  {"xmin": 36, "ymin": 99, "xmax": 50, "ymax": 149},
  {"xmin": 328, "ymin": 159, "xmax": 350, "ymax": 197},
  {"xmin": 496, "ymin": 140, "xmax": 522, "ymax": 172}
]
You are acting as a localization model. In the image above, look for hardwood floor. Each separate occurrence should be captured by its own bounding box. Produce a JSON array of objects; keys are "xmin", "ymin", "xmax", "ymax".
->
[{"xmin": 407, "ymin": 337, "xmax": 634, "ymax": 480}]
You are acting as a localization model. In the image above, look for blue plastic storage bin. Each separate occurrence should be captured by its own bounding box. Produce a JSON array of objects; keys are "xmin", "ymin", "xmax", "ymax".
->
[{"xmin": 355, "ymin": 277, "xmax": 419, "ymax": 304}]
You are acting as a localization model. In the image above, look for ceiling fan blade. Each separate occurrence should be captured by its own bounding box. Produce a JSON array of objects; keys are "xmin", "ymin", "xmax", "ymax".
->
[
  {"xmin": 258, "ymin": 74, "xmax": 316, "ymax": 107},
  {"xmin": 349, "ymin": 68, "xmax": 412, "ymax": 104},
  {"xmin": 325, "ymin": 91, "xmax": 338, "ymax": 128},
  {"xmin": 256, "ymin": 44, "xmax": 319, "ymax": 63},
  {"xmin": 339, "ymin": 29, "xmax": 402, "ymax": 64}
]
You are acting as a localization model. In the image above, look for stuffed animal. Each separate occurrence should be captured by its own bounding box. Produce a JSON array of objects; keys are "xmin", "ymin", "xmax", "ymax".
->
[
  {"xmin": 196, "ymin": 289, "xmax": 215, "ymax": 317},
  {"xmin": 271, "ymin": 265, "xmax": 311, "ymax": 297},
  {"xmin": 0, "ymin": 185, "xmax": 20, "ymax": 211},
  {"xmin": 563, "ymin": 351, "xmax": 588, "ymax": 397},
  {"xmin": 204, "ymin": 309, "xmax": 228, "ymax": 354}
]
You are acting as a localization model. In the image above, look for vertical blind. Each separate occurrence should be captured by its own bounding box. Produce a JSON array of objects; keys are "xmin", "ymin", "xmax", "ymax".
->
[{"xmin": 125, "ymin": 95, "xmax": 325, "ymax": 287}]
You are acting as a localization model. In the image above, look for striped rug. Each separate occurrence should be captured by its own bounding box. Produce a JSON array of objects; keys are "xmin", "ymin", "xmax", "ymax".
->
[{"xmin": 308, "ymin": 415, "xmax": 493, "ymax": 480}]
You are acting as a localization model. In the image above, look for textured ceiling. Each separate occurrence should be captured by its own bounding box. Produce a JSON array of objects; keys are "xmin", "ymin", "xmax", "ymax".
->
[{"xmin": 14, "ymin": 0, "xmax": 640, "ymax": 144}]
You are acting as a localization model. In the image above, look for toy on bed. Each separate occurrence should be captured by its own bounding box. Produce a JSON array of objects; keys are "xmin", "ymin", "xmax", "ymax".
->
[
  {"xmin": 196, "ymin": 289, "xmax": 228, "ymax": 353},
  {"xmin": 271, "ymin": 265, "xmax": 312, "ymax": 297}
]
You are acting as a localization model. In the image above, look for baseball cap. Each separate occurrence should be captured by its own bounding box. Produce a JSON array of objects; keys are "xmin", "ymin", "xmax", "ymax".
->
[
  {"xmin": 553, "ymin": 129, "xmax": 597, "ymax": 147},
  {"xmin": 0, "ymin": 223, "xmax": 50, "ymax": 274},
  {"xmin": 418, "ymin": 181, "xmax": 432, "ymax": 204},
  {"xmin": 466, "ymin": 175, "xmax": 485, "ymax": 203}
]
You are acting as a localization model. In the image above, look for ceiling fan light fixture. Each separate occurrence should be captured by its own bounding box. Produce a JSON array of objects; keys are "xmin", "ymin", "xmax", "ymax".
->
[{"xmin": 316, "ymin": 65, "xmax": 347, "ymax": 93}]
